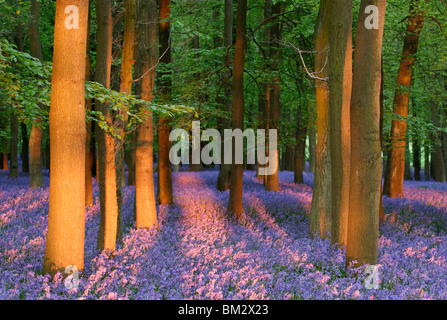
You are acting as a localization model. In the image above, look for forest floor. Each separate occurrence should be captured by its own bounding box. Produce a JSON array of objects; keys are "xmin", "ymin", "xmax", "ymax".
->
[{"xmin": 1, "ymin": 168, "xmax": 447, "ymax": 299}]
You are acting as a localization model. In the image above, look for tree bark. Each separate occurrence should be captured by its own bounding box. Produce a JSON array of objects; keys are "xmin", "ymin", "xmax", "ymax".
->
[
  {"xmin": 157, "ymin": 0, "xmax": 173, "ymax": 205},
  {"xmin": 28, "ymin": 0, "xmax": 44, "ymax": 188},
  {"xmin": 96, "ymin": 0, "xmax": 118, "ymax": 251},
  {"xmin": 85, "ymin": 3, "xmax": 94, "ymax": 207},
  {"xmin": 134, "ymin": 0, "xmax": 158, "ymax": 228},
  {"xmin": 43, "ymin": 0, "xmax": 88, "ymax": 276},
  {"xmin": 21, "ymin": 123, "xmax": 29, "ymax": 173},
  {"xmin": 265, "ymin": 2, "xmax": 282, "ymax": 192},
  {"xmin": 328, "ymin": 0, "xmax": 352, "ymax": 247},
  {"xmin": 216, "ymin": 0, "xmax": 233, "ymax": 191},
  {"xmin": 227, "ymin": 0, "xmax": 247, "ymax": 219},
  {"xmin": 413, "ymin": 138, "xmax": 421, "ymax": 181},
  {"xmin": 430, "ymin": 100, "xmax": 446, "ymax": 182},
  {"xmin": 309, "ymin": 0, "xmax": 331, "ymax": 238},
  {"xmin": 384, "ymin": 1, "xmax": 424, "ymax": 198},
  {"xmin": 346, "ymin": 0, "xmax": 386, "ymax": 268}
]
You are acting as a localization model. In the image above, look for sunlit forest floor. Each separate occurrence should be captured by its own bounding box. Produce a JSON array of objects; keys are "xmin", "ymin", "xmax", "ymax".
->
[{"xmin": 1, "ymin": 166, "xmax": 447, "ymax": 299}]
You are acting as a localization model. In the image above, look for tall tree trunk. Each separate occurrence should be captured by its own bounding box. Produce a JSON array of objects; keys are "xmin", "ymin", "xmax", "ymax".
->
[
  {"xmin": 21, "ymin": 123, "xmax": 29, "ymax": 173},
  {"xmin": 96, "ymin": 0, "xmax": 118, "ymax": 251},
  {"xmin": 346, "ymin": 0, "xmax": 386, "ymax": 268},
  {"xmin": 28, "ymin": 0, "xmax": 44, "ymax": 188},
  {"xmin": 384, "ymin": 1, "xmax": 424, "ymax": 198},
  {"xmin": 43, "ymin": 0, "xmax": 88, "ymax": 276},
  {"xmin": 85, "ymin": 3, "xmax": 94, "ymax": 207},
  {"xmin": 256, "ymin": 0, "xmax": 271, "ymax": 183},
  {"xmin": 328, "ymin": 1, "xmax": 352, "ymax": 247},
  {"xmin": 227, "ymin": 0, "xmax": 247, "ymax": 218},
  {"xmin": 134, "ymin": 0, "xmax": 158, "ymax": 228},
  {"xmin": 265, "ymin": 2, "xmax": 282, "ymax": 192},
  {"xmin": 309, "ymin": 0, "xmax": 331, "ymax": 238},
  {"xmin": 216, "ymin": 0, "xmax": 233, "ymax": 191},
  {"xmin": 157, "ymin": 0, "xmax": 173, "ymax": 205},
  {"xmin": 115, "ymin": 0, "xmax": 136, "ymax": 240}
]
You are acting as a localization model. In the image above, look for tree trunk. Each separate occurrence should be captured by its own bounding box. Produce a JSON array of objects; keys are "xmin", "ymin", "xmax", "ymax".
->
[
  {"xmin": 384, "ymin": 1, "xmax": 424, "ymax": 198},
  {"xmin": 21, "ymin": 123, "xmax": 29, "ymax": 173},
  {"xmin": 96, "ymin": 0, "xmax": 118, "ymax": 251},
  {"xmin": 115, "ymin": 0, "xmax": 136, "ymax": 240},
  {"xmin": 346, "ymin": 0, "xmax": 386, "ymax": 268},
  {"xmin": 85, "ymin": 3, "xmax": 93, "ymax": 207},
  {"xmin": 309, "ymin": 0, "xmax": 331, "ymax": 238},
  {"xmin": 424, "ymin": 145, "xmax": 430, "ymax": 180},
  {"xmin": 157, "ymin": 0, "xmax": 173, "ymax": 205},
  {"xmin": 28, "ymin": 0, "xmax": 44, "ymax": 188},
  {"xmin": 404, "ymin": 140, "xmax": 413, "ymax": 180},
  {"xmin": 227, "ymin": 0, "xmax": 247, "ymax": 218},
  {"xmin": 431, "ymin": 100, "xmax": 446, "ymax": 182},
  {"xmin": 413, "ymin": 138, "xmax": 421, "ymax": 181},
  {"xmin": 265, "ymin": 2, "xmax": 282, "ymax": 192},
  {"xmin": 328, "ymin": 1, "xmax": 352, "ymax": 247},
  {"xmin": 42, "ymin": 0, "xmax": 88, "ymax": 276},
  {"xmin": 134, "ymin": 0, "xmax": 158, "ymax": 228}
]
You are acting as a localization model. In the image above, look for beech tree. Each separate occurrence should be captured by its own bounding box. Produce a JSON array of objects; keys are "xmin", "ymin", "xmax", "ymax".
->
[
  {"xmin": 227, "ymin": 0, "xmax": 248, "ymax": 218},
  {"xmin": 383, "ymin": 0, "xmax": 425, "ymax": 198},
  {"xmin": 28, "ymin": 0, "xmax": 44, "ymax": 189},
  {"xmin": 328, "ymin": 0, "xmax": 352, "ymax": 247},
  {"xmin": 134, "ymin": 0, "xmax": 158, "ymax": 228},
  {"xmin": 309, "ymin": 0, "xmax": 331, "ymax": 237},
  {"xmin": 157, "ymin": 0, "xmax": 174, "ymax": 205},
  {"xmin": 346, "ymin": 0, "xmax": 386, "ymax": 267},
  {"xmin": 96, "ymin": 0, "xmax": 118, "ymax": 251},
  {"xmin": 43, "ymin": 0, "xmax": 88, "ymax": 275}
]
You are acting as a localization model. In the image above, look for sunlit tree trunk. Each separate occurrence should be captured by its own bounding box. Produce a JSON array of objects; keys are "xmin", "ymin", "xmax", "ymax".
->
[
  {"xmin": 43, "ymin": 0, "xmax": 88, "ymax": 276},
  {"xmin": 157, "ymin": 0, "xmax": 173, "ymax": 205},
  {"xmin": 85, "ymin": 3, "xmax": 93, "ymax": 207},
  {"xmin": 227, "ymin": 0, "xmax": 247, "ymax": 218},
  {"xmin": 384, "ymin": 1, "xmax": 424, "ymax": 198},
  {"xmin": 96, "ymin": 0, "xmax": 118, "ymax": 251},
  {"xmin": 134, "ymin": 0, "xmax": 157, "ymax": 228},
  {"xmin": 328, "ymin": 0, "xmax": 352, "ymax": 246},
  {"xmin": 309, "ymin": 0, "xmax": 331, "ymax": 237},
  {"xmin": 346, "ymin": 0, "xmax": 386, "ymax": 268}
]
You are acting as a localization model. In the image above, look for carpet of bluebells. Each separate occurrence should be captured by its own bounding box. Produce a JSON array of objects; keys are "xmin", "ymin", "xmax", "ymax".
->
[{"xmin": 1, "ymin": 165, "xmax": 447, "ymax": 300}]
